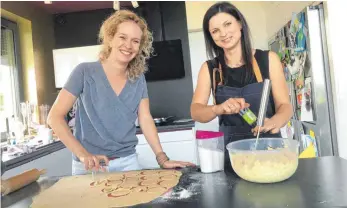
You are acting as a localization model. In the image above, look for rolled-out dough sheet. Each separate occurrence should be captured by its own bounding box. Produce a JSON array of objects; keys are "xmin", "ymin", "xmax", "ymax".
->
[{"xmin": 30, "ymin": 169, "xmax": 182, "ymax": 208}]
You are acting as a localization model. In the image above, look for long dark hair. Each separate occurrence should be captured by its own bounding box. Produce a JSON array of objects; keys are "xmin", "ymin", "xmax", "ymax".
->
[{"xmin": 203, "ymin": 2, "xmax": 254, "ymax": 83}]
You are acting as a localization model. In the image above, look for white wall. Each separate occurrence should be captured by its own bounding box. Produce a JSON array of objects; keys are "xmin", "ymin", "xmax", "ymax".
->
[
  {"xmin": 324, "ymin": 1, "xmax": 347, "ymax": 159},
  {"xmin": 188, "ymin": 30, "xmax": 219, "ymax": 131}
]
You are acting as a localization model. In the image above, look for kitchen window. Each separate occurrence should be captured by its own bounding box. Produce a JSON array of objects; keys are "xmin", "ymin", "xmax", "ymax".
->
[{"xmin": 0, "ymin": 18, "xmax": 23, "ymax": 141}]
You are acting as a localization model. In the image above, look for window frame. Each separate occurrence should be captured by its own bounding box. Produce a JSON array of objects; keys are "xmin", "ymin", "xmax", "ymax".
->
[{"xmin": 1, "ymin": 17, "xmax": 24, "ymax": 117}]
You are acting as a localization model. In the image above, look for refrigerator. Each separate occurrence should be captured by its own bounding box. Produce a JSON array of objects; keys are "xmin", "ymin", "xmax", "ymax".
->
[{"xmin": 268, "ymin": 3, "xmax": 338, "ymax": 157}]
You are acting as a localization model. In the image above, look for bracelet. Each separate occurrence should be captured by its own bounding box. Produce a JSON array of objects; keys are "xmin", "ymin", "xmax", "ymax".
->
[{"xmin": 156, "ymin": 152, "xmax": 170, "ymax": 168}]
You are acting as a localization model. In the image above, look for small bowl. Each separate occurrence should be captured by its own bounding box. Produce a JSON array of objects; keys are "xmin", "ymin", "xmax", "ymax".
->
[{"xmin": 226, "ymin": 138, "xmax": 299, "ymax": 183}]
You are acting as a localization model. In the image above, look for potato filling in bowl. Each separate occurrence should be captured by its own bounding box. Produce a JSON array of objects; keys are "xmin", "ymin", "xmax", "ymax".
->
[{"xmin": 227, "ymin": 138, "xmax": 299, "ymax": 183}]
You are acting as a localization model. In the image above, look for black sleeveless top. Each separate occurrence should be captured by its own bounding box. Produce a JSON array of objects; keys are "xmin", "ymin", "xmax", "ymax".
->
[
  {"xmin": 207, "ymin": 49, "xmax": 270, "ymax": 87},
  {"xmin": 207, "ymin": 49, "xmax": 276, "ymax": 112}
]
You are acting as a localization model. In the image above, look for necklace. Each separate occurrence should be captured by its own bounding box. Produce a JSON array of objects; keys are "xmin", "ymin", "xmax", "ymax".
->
[
  {"xmin": 230, "ymin": 62, "xmax": 244, "ymax": 68},
  {"xmin": 224, "ymin": 55, "xmax": 244, "ymax": 68},
  {"xmin": 227, "ymin": 60, "xmax": 244, "ymax": 68}
]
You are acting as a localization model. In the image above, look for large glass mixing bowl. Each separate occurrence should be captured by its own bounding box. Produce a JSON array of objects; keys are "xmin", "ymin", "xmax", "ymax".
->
[{"xmin": 226, "ymin": 138, "xmax": 299, "ymax": 183}]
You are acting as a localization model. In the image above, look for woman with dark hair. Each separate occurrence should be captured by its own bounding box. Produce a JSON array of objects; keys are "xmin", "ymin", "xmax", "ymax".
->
[{"xmin": 191, "ymin": 2, "xmax": 293, "ymax": 170}]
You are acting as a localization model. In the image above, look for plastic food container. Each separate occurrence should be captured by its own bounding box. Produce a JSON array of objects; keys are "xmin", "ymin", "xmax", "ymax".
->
[
  {"xmin": 226, "ymin": 138, "xmax": 299, "ymax": 183},
  {"xmin": 196, "ymin": 130, "xmax": 225, "ymax": 173}
]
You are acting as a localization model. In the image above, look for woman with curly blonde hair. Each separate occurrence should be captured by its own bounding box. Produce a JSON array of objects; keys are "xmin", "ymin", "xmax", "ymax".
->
[{"xmin": 48, "ymin": 10, "xmax": 194, "ymax": 175}]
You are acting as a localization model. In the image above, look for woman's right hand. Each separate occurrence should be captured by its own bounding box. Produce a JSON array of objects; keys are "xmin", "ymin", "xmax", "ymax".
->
[
  {"xmin": 79, "ymin": 153, "xmax": 110, "ymax": 172},
  {"xmin": 212, "ymin": 98, "xmax": 250, "ymax": 115}
]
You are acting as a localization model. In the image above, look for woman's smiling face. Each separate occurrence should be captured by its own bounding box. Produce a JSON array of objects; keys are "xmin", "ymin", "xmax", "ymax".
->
[{"xmin": 209, "ymin": 12, "xmax": 242, "ymax": 50}]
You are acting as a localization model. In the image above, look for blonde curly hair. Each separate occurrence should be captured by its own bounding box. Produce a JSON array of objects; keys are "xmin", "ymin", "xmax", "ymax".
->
[{"xmin": 98, "ymin": 10, "xmax": 153, "ymax": 81}]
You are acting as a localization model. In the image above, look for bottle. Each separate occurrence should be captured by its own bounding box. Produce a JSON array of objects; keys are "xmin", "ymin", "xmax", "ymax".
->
[{"xmin": 239, "ymin": 108, "xmax": 258, "ymax": 128}]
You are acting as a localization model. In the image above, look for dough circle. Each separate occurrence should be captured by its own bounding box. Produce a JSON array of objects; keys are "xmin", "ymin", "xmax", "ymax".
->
[
  {"xmin": 159, "ymin": 180, "xmax": 178, "ymax": 188},
  {"xmin": 147, "ymin": 187, "xmax": 167, "ymax": 193},
  {"xmin": 159, "ymin": 170, "xmax": 182, "ymax": 176},
  {"xmin": 124, "ymin": 172, "xmax": 140, "ymax": 177},
  {"xmin": 140, "ymin": 179, "xmax": 159, "ymax": 186},
  {"xmin": 120, "ymin": 181, "xmax": 140, "ymax": 189},
  {"xmin": 105, "ymin": 180, "xmax": 123, "ymax": 187},
  {"xmin": 160, "ymin": 175, "xmax": 177, "ymax": 180},
  {"xmin": 108, "ymin": 189, "xmax": 131, "ymax": 197},
  {"xmin": 131, "ymin": 186, "xmax": 147, "ymax": 192},
  {"xmin": 89, "ymin": 179, "xmax": 106, "ymax": 187},
  {"xmin": 141, "ymin": 170, "xmax": 159, "ymax": 175},
  {"xmin": 101, "ymin": 187, "xmax": 115, "ymax": 194},
  {"xmin": 108, "ymin": 175, "xmax": 124, "ymax": 181},
  {"xmin": 142, "ymin": 175, "xmax": 160, "ymax": 180}
]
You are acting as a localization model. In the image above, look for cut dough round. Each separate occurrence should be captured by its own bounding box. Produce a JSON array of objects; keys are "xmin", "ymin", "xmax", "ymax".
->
[
  {"xmin": 101, "ymin": 187, "xmax": 115, "ymax": 194},
  {"xmin": 158, "ymin": 170, "xmax": 182, "ymax": 177},
  {"xmin": 141, "ymin": 175, "xmax": 160, "ymax": 180},
  {"xmin": 145, "ymin": 184, "xmax": 161, "ymax": 189},
  {"xmin": 158, "ymin": 171, "xmax": 174, "ymax": 176},
  {"xmin": 140, "ymin": 170, "xmax": 159, "ymax": 175},
  {"xmin": 107, "ymin": 189, "xmax": 131, "ymax": 198},
  {"xmin": 124, "ymin": 177, "xmax": 139, "ymax": 183},
  {"xmin": 147, "ymin": 187, "xmax": 167, "ymax": 193},
  {"xmin": 105, "ymin": 180, "xmax": 123, "ymax": 187},
  {"xmin": 131, "ymin": 186, "xmax": 147, "ymax": 192},
  {"xmin": 173, "ymin": 170, "xmax": 183, "ymax": 176},
  {"xmin": 120, "ymin": 181, "xmax": 139, "ymax": 189},
  {"xmin": 124, "ymin": 172, "xmax": 140, "ymax": 177},
  {"xmin": 160, "ymin": 175, "xmax": 177, "ymax": 180},
  {"xmin": 107, "ymin": 175, "xmax": 124, "ymax": 181},
  {"xmin": 140, "ymin": 179, "xmax": 159, "ymax": 186},
  {"xmin": 159, "ymin": 180, "xmax": 178, "ymax": 188},
  {"xmin": 89, "ymin": 179, "xmax": 106, "ymax": 187}
]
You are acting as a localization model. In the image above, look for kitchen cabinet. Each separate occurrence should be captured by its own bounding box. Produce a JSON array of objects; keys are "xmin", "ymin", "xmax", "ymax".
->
[
  {"xmin": 2, "ymin": 128, "xmax": 197, "ymax": 178},
  {"xmin": 2, "ymin": 148, "xmax": 72, "ymax": 179},
  {"xmin": 136, "ymin": 128, "xmax": 198, "ymax": 169}
]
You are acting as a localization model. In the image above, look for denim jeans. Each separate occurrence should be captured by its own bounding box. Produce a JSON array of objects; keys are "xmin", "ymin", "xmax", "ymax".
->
[{"xmin": 72, "ymin": 153, "xmax": 142, "ymax": 175}]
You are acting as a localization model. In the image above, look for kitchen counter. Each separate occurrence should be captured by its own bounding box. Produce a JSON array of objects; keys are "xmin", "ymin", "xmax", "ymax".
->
[
  {"xmin": 2, "ymin": 122, "xmax": 195, "ymax": 171},
  {"xmin": 136, "ymin": 121, "xmax": 194, "ymax": 134},
  {"xmin": 2, "ymin": 156, "xmax": 347, "ymax": 208}
]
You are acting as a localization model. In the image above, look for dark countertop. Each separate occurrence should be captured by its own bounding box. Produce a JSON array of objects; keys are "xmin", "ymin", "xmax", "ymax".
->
[
  {"xmin": 2, "ymin": 156, "xmax": 347, "ymax": 208},
  {"xmin": 3, "ymin": 122, "xmax": 195, "ymax": 171},
  {"xmin": 136, "ymin": 121, "xmax": 194, "ymax": 134}
]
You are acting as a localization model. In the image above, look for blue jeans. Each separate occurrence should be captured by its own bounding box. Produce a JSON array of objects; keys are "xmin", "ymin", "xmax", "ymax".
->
[{"xmin": 72, "ymin": 153, "xmax": 142, "ymax": 175}]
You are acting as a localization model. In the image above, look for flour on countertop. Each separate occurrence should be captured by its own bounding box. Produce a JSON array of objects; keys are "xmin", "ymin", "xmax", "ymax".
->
[
  {"xmin": 154, "ymin": 172, "xmax": 202, "ymax": 203},
  {"xmin": 153, "ymin": 168, "xmax": 234, "ymax": 204}
]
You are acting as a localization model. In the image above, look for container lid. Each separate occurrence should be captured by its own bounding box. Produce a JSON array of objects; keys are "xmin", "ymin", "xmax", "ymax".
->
[{"xmin": 196, "ymin": 130, "xmax": 224, "ymax": 140}]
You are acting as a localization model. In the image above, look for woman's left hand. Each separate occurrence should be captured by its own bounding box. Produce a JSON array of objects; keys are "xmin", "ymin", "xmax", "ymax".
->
[
  {"xmin": 161, "ymin": 160, "xmax": 196, "ymax": 169},
  {"xmin": 251, "ymin": 118, "xmax": 281, "ymax": 136}
]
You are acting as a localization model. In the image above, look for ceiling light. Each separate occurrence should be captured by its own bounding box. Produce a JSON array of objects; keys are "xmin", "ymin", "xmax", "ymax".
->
[
  {"xmin": 131, "ymin": 1, "xmax": 139, "ymax": 8},
  {"xmin": 44, "ymin": 1, "xmax": 52, "ymax": 4},
  {"xmin": 113, "ymin": 1, "xmax": 120, "ymax": 10}
]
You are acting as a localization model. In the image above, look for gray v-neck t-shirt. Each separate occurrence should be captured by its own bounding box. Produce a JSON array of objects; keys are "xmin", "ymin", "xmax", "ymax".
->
[{"xmin": 63, "ymin": 61, "xmax": 148, "ymax": 159}]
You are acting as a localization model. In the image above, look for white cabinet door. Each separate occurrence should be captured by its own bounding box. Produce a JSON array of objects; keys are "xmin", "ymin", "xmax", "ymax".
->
[
  {"xmin": 2, "ymin": 148, "xmax": 72, "ymax": 178},
  {"xmin": 136, "ymin": 129, "xmax": 197, "ymax": 169},
  {"xmin": 137, "ymin": 130, "xmax": 194, "ymax": 144}
]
